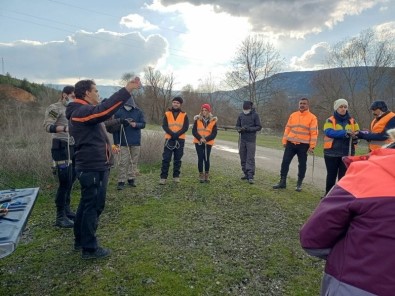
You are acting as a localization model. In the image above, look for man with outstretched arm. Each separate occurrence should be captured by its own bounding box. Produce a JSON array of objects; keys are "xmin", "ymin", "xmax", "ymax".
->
[{"xmin": 66, "ymin": 78, "xmax": 141, "ymax": 259}]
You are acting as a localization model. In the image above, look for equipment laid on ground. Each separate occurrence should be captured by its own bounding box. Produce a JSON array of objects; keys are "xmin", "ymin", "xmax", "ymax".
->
[{"xmin": 0, "ymin": 188, "xmax": 39, "ymax": 259}]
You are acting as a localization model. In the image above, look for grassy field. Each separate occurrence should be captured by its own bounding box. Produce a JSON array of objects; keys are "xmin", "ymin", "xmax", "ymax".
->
[
  {"xmin": 213, "ymin": 128, "xmax": 370, "ymax": 157},
  {"xmin": 0, "ymin": 161, "xmax": 324, "ymax": 296}
]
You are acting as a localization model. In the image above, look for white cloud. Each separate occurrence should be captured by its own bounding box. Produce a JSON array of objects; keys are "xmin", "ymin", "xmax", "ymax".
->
[
  {"xmin": 1, "ymin": 30, "xmax": 168, "ymax": 85},
  {"xmin": 289, "ymin": 42, "xmax": 330, "ymax": 71},
  {"xmin": 147, "ymin": 1, "xmax": 252, "ymax": 88},
  {"xmin": 120, "ymin": 14, "xmax": 159, "ymax": 31},
  {"xmin": 158, "ymin": 0, "xmax": 386, "ymax": 38}
]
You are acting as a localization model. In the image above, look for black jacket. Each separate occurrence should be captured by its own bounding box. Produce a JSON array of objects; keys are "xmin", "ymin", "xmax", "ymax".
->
[
  {"xmin": 236, "ymin": 109, "xmax": 262, "ymax": 142},
  {"xmin": 65, "ymin": 88, "xmax": 131, "ymax": 171}
]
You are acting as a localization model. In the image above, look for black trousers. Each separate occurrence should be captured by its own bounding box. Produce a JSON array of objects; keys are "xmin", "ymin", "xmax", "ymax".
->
[
  {"xmin": 324, "ymin": 155, "xmax": 347, "ymax": 194},
  {"xmin": 74, "ymin": 169, "xmax": 109, "ymax": 251},
  {"xmin": 160, "ymin": 139, "xmax": 185, "ymax": 179},
  {"xmin": 51, "ymin": 141, "xmax": 76, "ymax": 210},
  {"xmin": 280, "ymin": 141, "xmax": 309, "ymax": 179},
  {"xmin": 55, "ymin": 163, "xmax": 76, "ymax": 209},
  {"xmin": 195, "ymin": 143, "xmax": 212, "ymax": 173}
]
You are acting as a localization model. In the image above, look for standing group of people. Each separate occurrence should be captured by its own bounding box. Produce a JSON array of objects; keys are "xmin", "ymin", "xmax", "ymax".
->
[
  {"xmin": 44, "ymin": 79, "xmax": 395, "ymax": 295},
  {"xmin": 44, "ymin": 78, "xmax": 142, "ymax": 259}
]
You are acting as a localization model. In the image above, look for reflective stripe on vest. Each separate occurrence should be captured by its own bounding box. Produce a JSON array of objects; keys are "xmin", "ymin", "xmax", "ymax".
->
[
  {"xmin": 193, "ymin": 119, "xmax": 216, "ymax": 145},
  {"xmin": 282, "ymin": 111, "xmax": 318, "ymax": 148},
  {"xmin": 368, "ymin": 112, "xmax": 395, "ymax": 151},
  {"xmin": 323, "ymin": 116, "xmax": 355, "ymax": 149},
  {"xmin": 164, "ymin": 111, "xmax": 187, "ymax": 139}
]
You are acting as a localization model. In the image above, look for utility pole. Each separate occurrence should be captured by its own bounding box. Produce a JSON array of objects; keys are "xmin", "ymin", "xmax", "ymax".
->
[{"xmin": 1, "ymin": 57, "xmax": 4, "ymax": 75}]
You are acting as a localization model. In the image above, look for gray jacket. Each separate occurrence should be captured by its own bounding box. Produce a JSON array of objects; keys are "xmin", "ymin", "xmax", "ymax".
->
[{"xmin": 235, "ymin": 109, "xmax": 262, "ymax": 142}]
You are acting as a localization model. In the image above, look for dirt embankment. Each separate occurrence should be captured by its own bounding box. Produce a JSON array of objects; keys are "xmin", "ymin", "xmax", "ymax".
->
[{"xmin": 0, "ymin": 85, "xmax": 37, "ymax": 103}]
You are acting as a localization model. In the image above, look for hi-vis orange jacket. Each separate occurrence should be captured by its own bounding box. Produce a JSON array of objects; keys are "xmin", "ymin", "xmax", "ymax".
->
[
  {"xmin": 192, "ymin": 115, "xmax": 217, "ymax": 145},
  {"xmin": 164, "ymin": 111, "xmax": 187, "ymax": 140},
  {"xmin": 282, "ymin": 110, "xmax": 318, "ymax": 148},
  {"xmin": 368, "ymin": 111, "xmax": 395, "ymax": 151}
]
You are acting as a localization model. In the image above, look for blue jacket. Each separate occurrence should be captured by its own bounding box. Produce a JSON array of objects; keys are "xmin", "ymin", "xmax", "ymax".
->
[
  {"xmin": 323, "ymin": 111, "xmax": 360, "ymax": 157},
  {"xmin": 112, "ymin": 106, "xmax": 146, "ymax": 146}
]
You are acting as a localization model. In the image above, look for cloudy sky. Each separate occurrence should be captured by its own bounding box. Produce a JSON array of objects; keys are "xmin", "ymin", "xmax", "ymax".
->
[{"xmin": 1, "ymin": 0, "xmax": 394, "ymax": 90}]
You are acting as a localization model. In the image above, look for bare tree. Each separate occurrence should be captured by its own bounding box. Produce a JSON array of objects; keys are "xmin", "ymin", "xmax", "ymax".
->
[
  {"xmin": 224, "ymin": 35, "xmax": 283, "ymax": 113},
  {"xmin": 143, "ymin": 67, "xmax": 175, "ymax": 124},
  {"xmin": 324, "ymin": 28, "xmax": 395, "ymax": 127}
]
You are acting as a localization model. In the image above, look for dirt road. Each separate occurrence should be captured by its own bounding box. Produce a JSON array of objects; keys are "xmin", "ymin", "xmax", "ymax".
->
[{"xmin": 184, "ymin": 136, "xmax": 326, "ymax": 191}]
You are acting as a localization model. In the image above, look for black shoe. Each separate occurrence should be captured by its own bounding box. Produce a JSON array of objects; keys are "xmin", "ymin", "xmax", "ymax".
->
[
  {"xmin": 117, "ymin": 182, "xmax": 125, "ymax": 190},
  {"xmin": 241, "ymin": 175, "xmax": 248, "ymax": 180},
  {"xmin": 127, "ymin": 179, "xmax": 136, "ymax": 187},
  {"xmin": 65, "ymin": 208, "xmax": 76, "ymax": 220},
  {"xmin": 81, "ymin": 247, "xmax": 111, "ymax": 260},
  {"xmin": 55, "ymin": 217, "xmax": 74, "ymax": 228},
  {"xmin": 248, "ymin": 179, "xmax": 254, "ymax": 184}
]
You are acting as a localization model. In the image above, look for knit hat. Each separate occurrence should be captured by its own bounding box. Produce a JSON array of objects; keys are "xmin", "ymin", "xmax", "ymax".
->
[
  {"xmin": 370, "ymin": 100, "xmax": 388, "ymax": 112},
  {"xmin": 333, "ymin": 98, "xmax": 348, "ymax": 111},
  {"xmin": 201, "ymin": 103, "xmax": 211, "ymax": 112},
  {"xmin": 172, "ymin": 96, "xmax": 183, "ymax": 104},
  {"xmin": 243, "ymin": 101, "xmax": 253, "ymax": 110}
]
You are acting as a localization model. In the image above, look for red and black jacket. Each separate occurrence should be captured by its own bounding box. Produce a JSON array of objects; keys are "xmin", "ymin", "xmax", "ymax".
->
[{"xmin": 65, "ymin": 88, "xmax": 131, "ymax": 171}]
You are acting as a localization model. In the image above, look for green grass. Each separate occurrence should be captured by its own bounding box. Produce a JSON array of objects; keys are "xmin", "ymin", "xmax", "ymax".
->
[
  {"xmin": 214, "ymin": 129, "xmax": 369, "ymax": 157},
  {"xmin": 0, "ymin": 163, "xmax": 323, "ymax": 296}
]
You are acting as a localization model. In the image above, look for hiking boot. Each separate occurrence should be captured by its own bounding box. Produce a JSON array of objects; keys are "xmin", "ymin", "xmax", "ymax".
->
[
  {"xmin": 127, "ymin": 179, "xmax": 136, "ymax": 187},
  {"xmin": 65, "ymin": 205, "xmax": 76, "ymax": 220},
  {"xmin": 117, "ymin": 182, "xmax": 125, "ymax": 190},
  {"xmin": 204, "ymin": 172, "xmax": 210, "ymax": 183},
  {"xmin": 81, "ymin": 247, "xmax": 111, "ymax": 260},
  {"xmin": 55, "ymin": 208, "xmax": 74, "ymax": 228},
  {"xmin": 173, "ymin": 177, "xmax": 180, "ymax": 183},
  {"xmin": 240, "ymin": 175, "xmax": 248, "ymax": 180},
  {"xmin": 295, "ymin": 178, "xmax": 303, "ymax": 192},
  {"xmin": 248, "ymin": 179, "xmax": 254, "ymax": 184},
  {"xmin": 199, "ymin": 172, "xmax": 205, "ymax": 183},
  {"xmin": 273, "ymin": 177, "xmax": 286, "ymax": 189},
  {"xmin": 55, "ymin": 217, "xmax": 74, "ymax": 228},
  {"xmin": 159, "ymin": 179, "xmax": 166, "ymax": 185}
]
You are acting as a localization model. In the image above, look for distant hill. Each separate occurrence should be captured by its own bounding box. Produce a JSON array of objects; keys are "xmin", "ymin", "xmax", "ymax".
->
[
  {"xmin": 48, "ymin": 84, "xmax": 121, "ymax": 100},
  {"xmin": 216, "ymin": 67, "xmax": 395, "ymax": 106},
  {"xmin": 3, "ymin": 67, "xmax": 394, "ymax": 106}
]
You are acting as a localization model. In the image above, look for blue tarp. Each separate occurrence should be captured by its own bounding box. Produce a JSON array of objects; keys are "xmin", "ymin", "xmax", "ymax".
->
[{"xmin": 0, "ymin": 187, "xmax": 39, "ymax": 259}]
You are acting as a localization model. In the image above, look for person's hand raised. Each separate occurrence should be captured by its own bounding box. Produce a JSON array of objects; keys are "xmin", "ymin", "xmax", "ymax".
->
[{"xmin": 125, "ymin": 77, "xmax": 142, "ymax": 92}]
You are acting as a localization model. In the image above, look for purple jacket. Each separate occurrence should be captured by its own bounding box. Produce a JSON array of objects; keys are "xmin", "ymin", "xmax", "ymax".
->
[{"xmin": 300, "ymin": 148, "xmax": 395, "ymax": 296}]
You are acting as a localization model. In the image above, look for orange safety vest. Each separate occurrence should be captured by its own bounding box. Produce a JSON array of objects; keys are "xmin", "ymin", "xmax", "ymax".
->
[
  {"xmin": 369, "ymin": 112, "xmax": 395, "ymax": 151},
  {"xmin": 323, "ymin": 116, "xmax": 356, "ymax": 149},
  {"xmin": 282, "ymin": 110, "xmax": 318, "ymax": 148},
  {"xmin": 192, "ymin": 118, "xmax": 217, "ymax": 145},
  {"xmin": 164, "ymin": 111, "xmax": 187, "ymax": 140}
]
